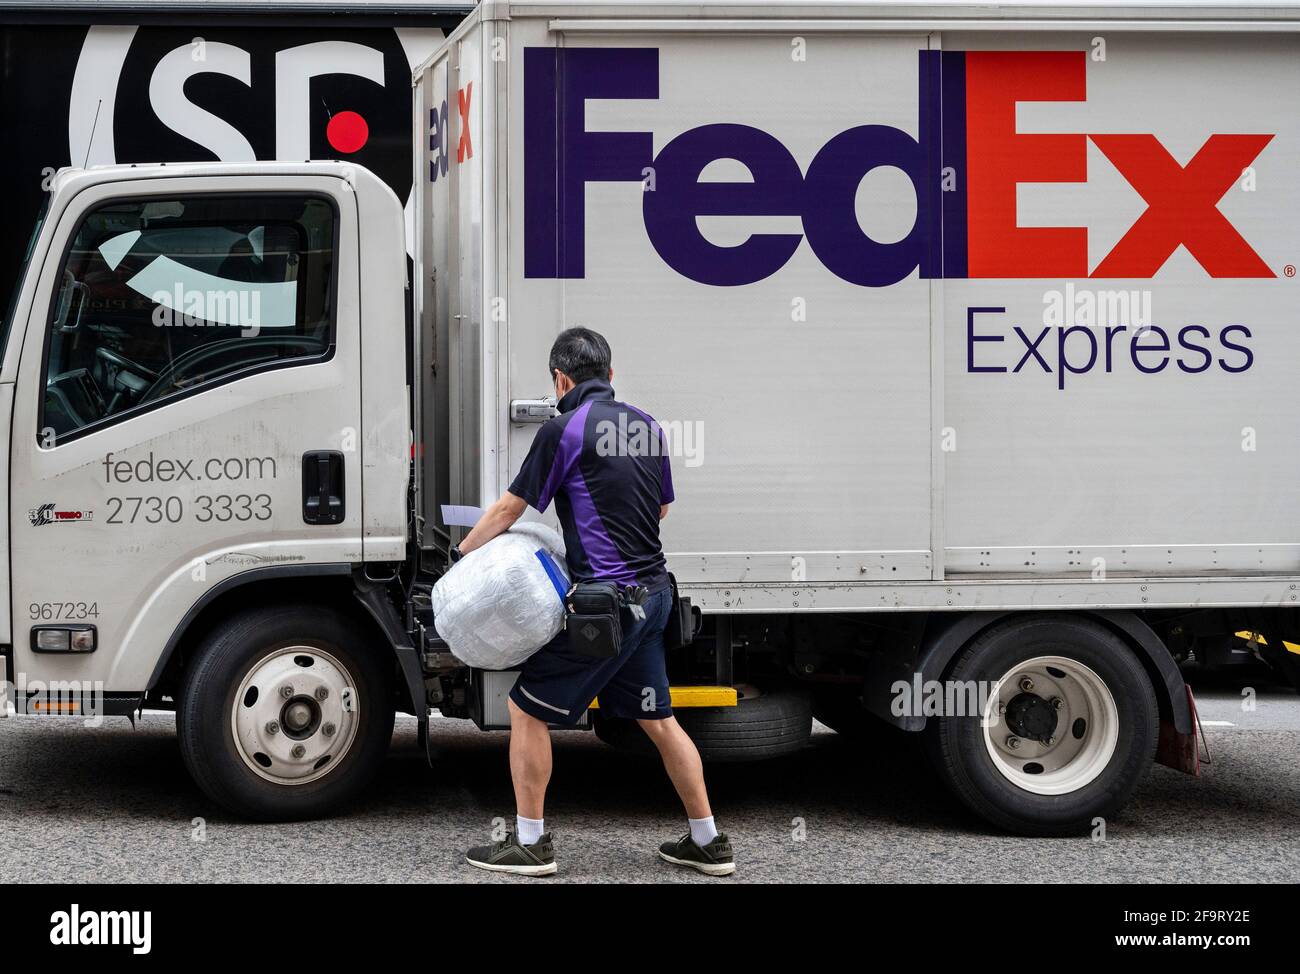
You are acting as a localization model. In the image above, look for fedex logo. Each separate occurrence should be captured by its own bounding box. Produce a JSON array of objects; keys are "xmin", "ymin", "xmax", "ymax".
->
[
  {"xmin": 428, "ymin": 81, "xmax": 474, "ymax": 182},
  {"xmin": 524, "ymin": 47, "xmax": 1274, "ymax": 287}
]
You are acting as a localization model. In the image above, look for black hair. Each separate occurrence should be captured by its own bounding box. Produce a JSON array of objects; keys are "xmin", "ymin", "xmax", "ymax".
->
[{"xmin": 548, "ymin": 327, "xmax": 612, "ymax": 385}]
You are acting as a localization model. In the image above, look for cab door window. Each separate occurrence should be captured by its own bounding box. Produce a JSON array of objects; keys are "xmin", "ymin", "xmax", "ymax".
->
[{"xmin": 41, "ymin": 195, "xmax": 336, "ymax": 443}]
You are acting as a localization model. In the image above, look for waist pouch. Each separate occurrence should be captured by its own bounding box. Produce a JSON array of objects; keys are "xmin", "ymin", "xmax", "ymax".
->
[
  {"xmin": 663, "ymin": 573, "xmax": 697, "ymax": 652},
  {"xmin": 566, "ymin": 581, "xmax": 623, "ymax": 659}
]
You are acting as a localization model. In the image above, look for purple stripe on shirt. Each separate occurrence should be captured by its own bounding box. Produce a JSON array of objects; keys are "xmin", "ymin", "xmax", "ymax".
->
[
  {"xmin": 566, "ymin": 470, "xmax": 637, "ymax": 584},
  {"xmin": 537, "ymin": 401, "xmax": 591, "ymax": 510},
  {"xmin": 551, "ymin": 401, "xmax": 635, "ymax": 583}
]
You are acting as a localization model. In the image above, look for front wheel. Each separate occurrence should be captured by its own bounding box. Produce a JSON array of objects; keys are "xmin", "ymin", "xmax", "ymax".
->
[
  {"xmin": 177, "ymin": 604, "xmax": 394, "ymax": 820},
  {"xmin": 926, "ymin": 616, "xmax": 1158, "ymax": 836}
]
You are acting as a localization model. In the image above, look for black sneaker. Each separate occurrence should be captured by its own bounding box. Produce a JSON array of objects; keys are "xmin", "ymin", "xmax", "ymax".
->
[
  {"xmin": 465, "ymin": 832, "xmax": 557, "ymax": 876},
  {"xmin": 658, "ymin": 832, "xmax": 735, "ymax": 876}
]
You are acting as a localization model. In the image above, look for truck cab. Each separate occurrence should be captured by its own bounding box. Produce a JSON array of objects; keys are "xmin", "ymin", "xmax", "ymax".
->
[{"xmin": 1, "ymin": 162, "xmax": 417, "ymax": 816}]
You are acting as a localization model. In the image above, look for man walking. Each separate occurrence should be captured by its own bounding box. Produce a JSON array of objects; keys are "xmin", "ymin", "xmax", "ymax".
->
[{"xmin": 456, "ymin": 327, "xmax": 734, "ymax": 877}]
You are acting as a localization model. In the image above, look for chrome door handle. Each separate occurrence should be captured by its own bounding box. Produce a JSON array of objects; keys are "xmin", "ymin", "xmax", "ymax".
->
[{"xmin": 510, "ymin": 398, "xmax": 557, "ymax": 423}]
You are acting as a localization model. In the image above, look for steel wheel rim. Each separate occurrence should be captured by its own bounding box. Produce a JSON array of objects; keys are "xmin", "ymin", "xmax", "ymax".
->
[
  {"xmin": 982, "ymin": 655, "xmax": 1119, "ymax": 796},
  {"xmin": 230, "ymin": 646, "xmax": 360, "ymax": 786}
]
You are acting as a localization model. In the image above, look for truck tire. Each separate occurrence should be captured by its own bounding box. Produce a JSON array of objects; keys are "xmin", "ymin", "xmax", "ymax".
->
[
  {"xmin": 177, "ymin": 604, "xmax": 394, "ymax": 821},
  {"xmin": 594, "ymin": 687, "xmax": 812, "ymax": 762},
  {"xmin": 926, "ymin": 615, "xmax": 1158, "ymax": 837}
]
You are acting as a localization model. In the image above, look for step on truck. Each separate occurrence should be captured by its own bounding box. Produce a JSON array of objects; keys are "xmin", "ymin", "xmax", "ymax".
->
[{"xmin": 2, "ymin": 1, "xmax": 1300, "ymax": 836}]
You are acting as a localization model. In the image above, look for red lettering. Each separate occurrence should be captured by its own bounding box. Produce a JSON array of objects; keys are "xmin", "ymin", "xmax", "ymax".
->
[
  {"xmin": 1090, "ymin": 134, "xmax": 1273, "ymax": 278},
  {"xmin": 458, "ymin": 82, "xmax": 474, "ymax": 163},
  {"xmin": 965, "ymin": 51, "xmax": 1089, "ymax": 278}
]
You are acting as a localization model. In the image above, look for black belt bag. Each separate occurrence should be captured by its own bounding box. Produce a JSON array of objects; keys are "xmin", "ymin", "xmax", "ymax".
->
[
  {"xmin": 566, "ymin": 581, "xmax": 624, "ymax": 659},
  {"xmin": 663, "ymin": 573, "xmax": 697, "ymax": 652}
]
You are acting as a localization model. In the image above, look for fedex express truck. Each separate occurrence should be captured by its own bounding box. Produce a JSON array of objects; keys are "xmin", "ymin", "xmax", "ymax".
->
[{"xmin": 2, "ymin": 0, "xmax": 1299, "ymax": 836}]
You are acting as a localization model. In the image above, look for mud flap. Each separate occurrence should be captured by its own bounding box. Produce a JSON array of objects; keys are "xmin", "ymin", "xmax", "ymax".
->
[
  {"xmin": 1156, "ymin": 685, "xmax": 1203, "ymax": 775},
  {"xmin": 351, "ymin": 572, "xmax": 433, "ymax": 766},
  {"xmin": 1258, "ymin": 633, "xmax": 1300, "ymax": 692}
]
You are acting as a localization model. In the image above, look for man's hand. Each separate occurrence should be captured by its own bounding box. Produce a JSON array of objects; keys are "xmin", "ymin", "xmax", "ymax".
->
[
  {"xmin": 660, "ymin": 504, "xmax": 670, "ymax": 521},
  {"xmin": 456, "ymin": 492, "xmax": 528, "ymax": 557}
]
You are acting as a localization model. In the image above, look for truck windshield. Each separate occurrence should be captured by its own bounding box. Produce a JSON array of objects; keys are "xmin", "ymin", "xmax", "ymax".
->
[
  {"xmin": 1, "ymin": 200, "xmax": 49, "ymax": 355},
  {"xmin": 40, "ymin": 194, "xmax": 336, "ymax": 442}
]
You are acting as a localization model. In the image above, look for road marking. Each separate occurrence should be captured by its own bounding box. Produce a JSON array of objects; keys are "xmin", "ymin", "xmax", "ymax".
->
[{"xmin": 1200, "ymin": 720, "xmax": 1236, "ymax": 727}]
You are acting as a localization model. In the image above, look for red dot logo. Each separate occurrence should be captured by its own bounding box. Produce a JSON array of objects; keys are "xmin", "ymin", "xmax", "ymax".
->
[{"xmin": 326, "ymin": 111, "xmax": 369, "ymax": 154}]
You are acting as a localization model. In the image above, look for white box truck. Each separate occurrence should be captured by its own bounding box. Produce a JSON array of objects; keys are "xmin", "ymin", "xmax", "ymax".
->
[{"xmin": 3, "ymin": 0, "xmax": 1299, "ymax": 835}]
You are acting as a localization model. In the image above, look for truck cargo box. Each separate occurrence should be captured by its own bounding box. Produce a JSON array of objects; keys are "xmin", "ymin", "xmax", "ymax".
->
[{"xmin": 413, "ymin": 1, "xmax": 1300, "ymax": 616}]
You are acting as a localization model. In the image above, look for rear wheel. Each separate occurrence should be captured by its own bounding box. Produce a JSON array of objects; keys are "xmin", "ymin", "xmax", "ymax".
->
[
  {"xmin": 926, "ymin": 616, "xmax": 1158, "ymax": 836},
  {"xmin": 594, "ymin": 686, "xmax": 812, "ymax": 762},
  {"xmin": 177, "ymin": 604, "xmax": 394, "ymax": 820}
]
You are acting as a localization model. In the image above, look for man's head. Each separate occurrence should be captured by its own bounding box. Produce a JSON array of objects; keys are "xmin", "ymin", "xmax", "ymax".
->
[{"xmin": 548, "ymin": 327, "xmax": 612, "ymax": 398}]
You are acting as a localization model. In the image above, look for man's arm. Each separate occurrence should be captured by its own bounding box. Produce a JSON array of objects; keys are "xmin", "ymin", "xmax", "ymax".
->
[
  {"xmin": 658, "ymin": 426, "xmax": 674, "ymax": 519},
  {"xmin": 457, "ymin": 491, "xmax": 528, "ymax": 556},
  {"xmin": 455, "ymin": 414, "xmax": 566, "ymax": 558}
]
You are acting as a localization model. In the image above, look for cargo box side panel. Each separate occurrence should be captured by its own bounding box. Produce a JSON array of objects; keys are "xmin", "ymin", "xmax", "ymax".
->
[
  {"xmin": 941, "ymin": 30, "xmax": 1300, "ymax": 578},
  {"xmin": 416, "ymin": 57, "xmax": 448, "ymax": 545},
  {"xmin": 506, "ymin": 24, "xmax": 937, "ymax": 587},
  {"xmin": 418, "ymin": 16, "xmax": 489, "ymax": 542}
]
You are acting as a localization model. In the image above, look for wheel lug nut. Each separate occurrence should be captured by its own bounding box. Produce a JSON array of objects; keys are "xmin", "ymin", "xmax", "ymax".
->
[
  {"xmin": 291, "ymin": 744, "xmax": 306, "ymax": 759},
  {"xmin": 323, "ymin": 722, "xmax": 336, "ymax": 737},
  {"xmin": 1051, "ymin": 696, "xmax": 1063, "ymax": 710},
  {"xmin": 265, "ymin": 721, "xmax": 280, "ymax": 735},
  {"xmin": 1019, "ymin": 677, "xmax": 1034, "ymax": 692},
  {"xmin": 315, "ymin": 686, "xmax": 329, "ymax": 701},
  {"xmin": 1006, "ymin": 736, "xmax": 1021, "ymax": 750},
  {"xmin": 280, "ymin": 685, "xmax": 295, "ymax": 700},
  {"xmin": 1046, "ymin": 736, "xmax": 1056, "ymax": 746}
]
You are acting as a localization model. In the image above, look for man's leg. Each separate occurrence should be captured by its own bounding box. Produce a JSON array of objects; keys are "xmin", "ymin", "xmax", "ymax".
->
[
  {"xmin": 508, "ymin": 696, "xmax": 553, "ymax": 820},
  {"xmin": 464, "ymin": 697, "xmax": 558, "ymax": 875},
  {"xmin": 637, "ymin": 715, "xmax": 710, "ymax": 819},
  {"xmin": 605, "ymin": 589, "xmax": 734, "ymax": 875},
  {"xmin": 640, "ymin": 715, "xmax": 735, "ymax": 876}
]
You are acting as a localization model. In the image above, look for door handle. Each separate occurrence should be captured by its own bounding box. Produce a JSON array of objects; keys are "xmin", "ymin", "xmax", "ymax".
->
[
  {"xmin": 510, "ymin": 398, "xmax": 557, "ymax": 423},
  {"xmin": 302, "ymin": 451, "xmax": 345, "ymax": 524}
]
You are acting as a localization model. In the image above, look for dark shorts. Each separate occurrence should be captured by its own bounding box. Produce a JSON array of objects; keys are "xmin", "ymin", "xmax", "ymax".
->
[{"xmin": 509, "ymin": 587, "xmax": 673, "ymax": 725}]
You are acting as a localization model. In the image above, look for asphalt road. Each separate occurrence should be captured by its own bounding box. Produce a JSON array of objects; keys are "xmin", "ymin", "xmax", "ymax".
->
[{"xmin": 1, "ymin": 672, "xmax": 1297, "ymax": 883}]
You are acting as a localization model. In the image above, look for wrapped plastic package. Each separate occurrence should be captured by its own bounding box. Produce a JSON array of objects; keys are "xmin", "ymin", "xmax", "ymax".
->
[{"xmin": 429, "ymin": 521, "xmax": 569, "ymax": 670}]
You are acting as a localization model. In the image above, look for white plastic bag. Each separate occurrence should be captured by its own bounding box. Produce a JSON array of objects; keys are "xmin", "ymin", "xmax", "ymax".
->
[{"xmin": 429, "ymin": 521, "xmax": 569, "ymax": 670}]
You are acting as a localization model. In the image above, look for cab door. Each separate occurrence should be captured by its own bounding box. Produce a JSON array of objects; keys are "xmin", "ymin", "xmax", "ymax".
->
[
  {"xmin": 8, "ymin": 172, "xmax": 363, "ymax": 695},
  {"xmin": 0, "ymin": 213, "xmax": 49, "ymax": 680}
]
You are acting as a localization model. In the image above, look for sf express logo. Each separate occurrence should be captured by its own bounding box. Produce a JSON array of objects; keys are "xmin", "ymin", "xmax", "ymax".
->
[
  {"xmin": 69, "ymin": 26, "xmax": 442, "ymax": 216},
  {"xmin": 29, "ymin": 503, "xmax": 94, "ymax": 527},
  {"xmin": 523, "ymin": 48, "xmax": 1275, "ymax": 287}
]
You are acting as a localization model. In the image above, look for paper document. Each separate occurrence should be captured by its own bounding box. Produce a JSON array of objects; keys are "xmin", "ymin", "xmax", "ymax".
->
[{"xmin": 441, "ymin": 504, "xmax": 485, "ymax": 527}]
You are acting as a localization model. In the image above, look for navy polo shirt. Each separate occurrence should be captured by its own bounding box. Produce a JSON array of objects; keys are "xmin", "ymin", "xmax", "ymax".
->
[{"xmin": 509, "ymin": 378, "xmax": 673, "ymax": 591}]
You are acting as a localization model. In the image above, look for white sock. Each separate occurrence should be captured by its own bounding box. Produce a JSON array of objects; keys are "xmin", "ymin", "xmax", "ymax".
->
[
  {"xmin": 516, "ymin": 815, "xmax": 545, "ymax": 846},
  {"xmin": 689, "ymin": 816, "xmax": 718, "ymax": 846}
]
